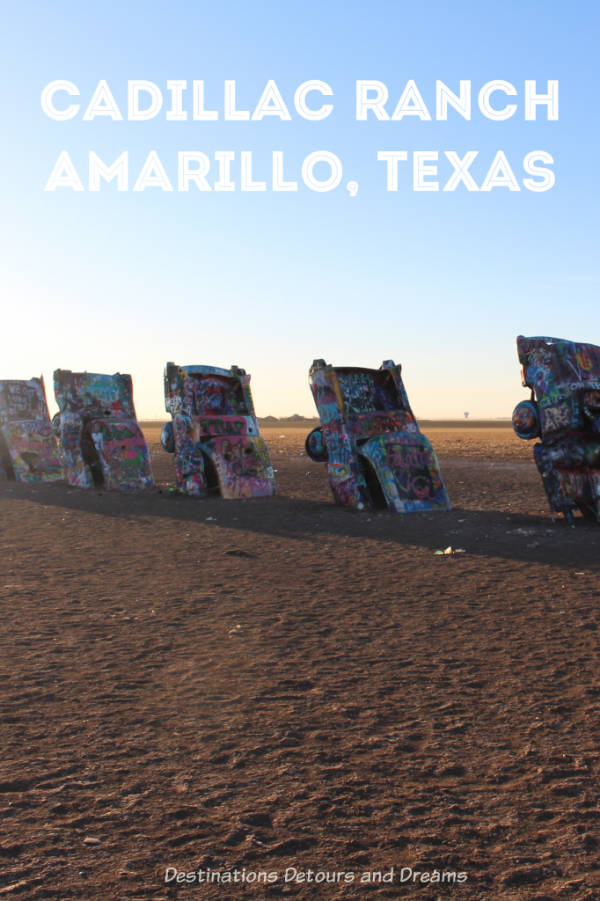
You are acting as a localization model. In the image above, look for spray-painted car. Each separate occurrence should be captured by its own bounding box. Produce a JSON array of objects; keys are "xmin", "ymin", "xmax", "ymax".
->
[
  {"xmin": 513, "ymin": 335, "xmax": 600, "ymax": 522},
  {"xmin": 161, "ymin": 362, "xmax": 275, "ymax": 498},
  {"xmin": 306, "ymin": 359, "xmax": 450, "ymax": 513},
  {"xmin": 54, "ymin": 370, "xmax": 154, "ymax": 491},
  {"xmin": 0, "ymin": 377, "xmax": 64, "ymax": 482}
]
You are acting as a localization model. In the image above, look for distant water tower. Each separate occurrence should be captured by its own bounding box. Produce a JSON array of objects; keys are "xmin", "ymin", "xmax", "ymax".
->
[{"xmin": 464, "ymin": 411, "xmax": 470, "ymax": 419}]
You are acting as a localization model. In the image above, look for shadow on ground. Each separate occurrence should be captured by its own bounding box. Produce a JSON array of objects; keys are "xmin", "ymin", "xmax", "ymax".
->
[{"xmin": 3, "ymin": 476, "xmax": 599, "ymax": 571}]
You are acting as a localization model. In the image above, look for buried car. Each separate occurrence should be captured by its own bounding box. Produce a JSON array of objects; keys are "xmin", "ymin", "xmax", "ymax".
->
[
  {"xmin": 0, "ymin": 377, "xmax": 64, "ymax": 482},
  {"xmin": 161, "ymin": 362, "xmax": 275, "ymax": 498},
  {"xmin": 53, "ymin": 370, "xmax": 154, "ymax": 491},
  {"xmin": 513, "ymin": 335, "xmax": 600, "ymax": 522},
  {"xmin": 306, "ymin": 359, "xmax": 450, "ymax": 513}
]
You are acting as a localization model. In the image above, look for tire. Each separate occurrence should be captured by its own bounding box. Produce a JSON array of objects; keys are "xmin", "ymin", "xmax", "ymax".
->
[
  {"xmin": 160, "ymin": 421, "xmax": 175, "ymax": 454},
  {"xmin": 305, "ymin": 427, "xmax": 328, "ymax": 462}
]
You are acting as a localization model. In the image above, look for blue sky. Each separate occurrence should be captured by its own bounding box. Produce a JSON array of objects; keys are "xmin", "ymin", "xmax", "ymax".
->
[{"xmin": 1, "ymin": 1, "xmax": 598, "ymax": 418}]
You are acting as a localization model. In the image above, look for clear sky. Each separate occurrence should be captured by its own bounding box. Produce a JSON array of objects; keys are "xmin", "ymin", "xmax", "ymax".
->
[{"xmin": 1, "ymin": 1, "xmax": 598, "ymax": 419}]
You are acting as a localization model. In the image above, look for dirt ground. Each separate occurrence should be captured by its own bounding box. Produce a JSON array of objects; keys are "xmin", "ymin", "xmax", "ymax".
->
[{"xmin": 1, "ymin": 425, "xmax": 599, "ymax": 900}]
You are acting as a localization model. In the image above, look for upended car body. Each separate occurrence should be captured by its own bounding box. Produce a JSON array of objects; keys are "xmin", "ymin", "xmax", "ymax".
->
[
  {"xmin": 306, "ymin": 359, "xmax": 450, "ymax": 513},
  {"xmin": 161, "ymin": 362, "xmax": 276, "ymax": 498},
  {"xmin": 54, "ymin": 370, "xmax": 154, "ymax": 491},
  {"xmin": 0, "ymin": 377, "xmax": 64, "ymax": 482},
  {"xmin": 513, "ymin": 335, "xmax": 600, "ymax": 522}
]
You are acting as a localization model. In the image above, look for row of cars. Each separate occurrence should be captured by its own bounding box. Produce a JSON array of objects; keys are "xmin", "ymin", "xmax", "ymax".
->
[{"xmin": 1, "ymin": 336, "xmax": 600, "ymax": 523}]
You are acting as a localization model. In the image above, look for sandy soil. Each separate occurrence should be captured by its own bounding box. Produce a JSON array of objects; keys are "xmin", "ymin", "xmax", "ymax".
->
[{"xmin": 1, "ymin": 426, "xmax": 599, "ymax": 900}]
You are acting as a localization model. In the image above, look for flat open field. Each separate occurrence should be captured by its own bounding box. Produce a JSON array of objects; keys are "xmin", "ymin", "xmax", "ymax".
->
[{"xmin": 1, "ymin": 426, "xmax": 599, "ymax": 900}]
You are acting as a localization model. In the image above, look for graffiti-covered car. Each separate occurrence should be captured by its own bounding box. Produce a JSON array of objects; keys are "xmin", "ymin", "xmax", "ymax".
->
[
  {"xmin": 161, "ymin": 362, "xmax": 276, "ymax": 498},
  {"xmin": 306, "ymin": 359, "xmax": 450, "ymax": 513},
  {"xmin": 513, "ymin": 335, "xmax": 600, "ymax": 522},
  {"xmin": 54, "ymin": 370, "xmax": 154, "ymax": 491},
  {"xmin": 0, "ymin": 377, "xmax": 64, "ymax": 482}
]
